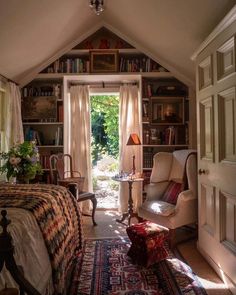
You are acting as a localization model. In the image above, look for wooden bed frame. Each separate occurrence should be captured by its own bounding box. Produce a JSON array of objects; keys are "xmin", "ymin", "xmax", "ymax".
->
[{"xmin": 0, "ymin": 210, "xmax": 40, "ymax": 295}]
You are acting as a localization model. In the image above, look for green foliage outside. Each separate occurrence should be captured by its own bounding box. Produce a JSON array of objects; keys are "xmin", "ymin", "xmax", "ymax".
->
[
  {"xmin": 92, "ymin": 176, "xmax": 98, "ymax": 190},
  {"xmin": 91, "ymin": 95, "xmax": 119, "ymax": 164},
  {"xmin": 107, "ymin": 161, "xmax": 119, "ymax": 172},
  {"xmin": 109, "ymin": 180, "xmax": 119, "ymax": 191}
]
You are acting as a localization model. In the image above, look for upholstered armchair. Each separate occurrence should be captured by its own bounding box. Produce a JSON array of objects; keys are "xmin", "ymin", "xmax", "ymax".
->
[{"xmin": 138, "ymin": 150, "xmax": 197, "ymax": 244}]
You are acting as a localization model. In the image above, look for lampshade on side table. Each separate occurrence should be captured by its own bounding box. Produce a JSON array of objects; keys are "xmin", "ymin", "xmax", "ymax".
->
[{"xmin": 126, "ymin": 133, "xmax": 141, "ymax": 175}]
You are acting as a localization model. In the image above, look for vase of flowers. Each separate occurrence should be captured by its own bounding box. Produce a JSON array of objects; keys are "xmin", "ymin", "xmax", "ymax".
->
[{"xmin": 0, "ymin": 141, "xmax": 42, "ymax": 183}]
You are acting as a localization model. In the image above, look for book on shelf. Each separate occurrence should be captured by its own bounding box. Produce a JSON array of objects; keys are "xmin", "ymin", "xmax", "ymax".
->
[
  {"xmin": 142, "ymin": 80, "xmax": 153, "ymax": 97},
  {"xmin": 22, "ymin": 83, "xmax": 61, "ymax": 98},
  {"xmin": 165, "ymin": 126, "xmax": 175, "ymax": 145},
  {"xmin": 58, "ymin": 104, "xmax": 64, "ymax": 122},
  {"xmin": 147, "ymin": 84, "xmax": 152, "ymax": 97},
  {"xmin": 142, "ymin": 101, "xmax": 149, "ymax": 118},
  {"xmin": 119, "ymin": 56, "xmax": 165, "ymax": 73},
  {"xmin": 143, "ymin": 151, "xmax": 153, "ymax": 168},
  {"xmin": 43, "ymin": 58, "xmax": 90, "ymax": 74},
  {"xmin": 35, "ymin": 132, "xmax": 42, "ymax": 146},
  {"xmin": 40, "ymin": 154, "xmax": 50, "ymax": 169},
  {"xmin": 55, "ymin": 126, "xmax": 63, "ymax": 146},
  {"xmin": 24, "ymin": 127, "xmax": 43, "ymax": 145}
]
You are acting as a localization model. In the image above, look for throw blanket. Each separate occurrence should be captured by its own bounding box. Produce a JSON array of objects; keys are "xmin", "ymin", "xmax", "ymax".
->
[{"xmin": 0, "ymin": 183, "xmax": 83, "ymax": 294}]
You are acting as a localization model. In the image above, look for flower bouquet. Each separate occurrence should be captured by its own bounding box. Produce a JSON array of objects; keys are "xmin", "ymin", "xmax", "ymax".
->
[{"xmin": 0, "ymin": 141, "xmax": 42, "ymax": 183}]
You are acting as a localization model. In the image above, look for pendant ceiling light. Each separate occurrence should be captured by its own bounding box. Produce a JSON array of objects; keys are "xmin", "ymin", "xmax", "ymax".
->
[{"xmin": 89, "ymin": 0, "xmax": 104, "ymax": 15}]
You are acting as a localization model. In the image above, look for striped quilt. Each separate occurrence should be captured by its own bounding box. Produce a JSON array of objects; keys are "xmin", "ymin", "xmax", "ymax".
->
[{"xmin": 0, "ymin": 183, "xmax": 83, "ymax": 294}]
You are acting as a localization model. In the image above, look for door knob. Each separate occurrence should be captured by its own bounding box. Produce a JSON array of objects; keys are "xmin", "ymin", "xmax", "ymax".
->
[{"xmin": 198, "ymin": 169, "xmax": 206, "ymax": 175}]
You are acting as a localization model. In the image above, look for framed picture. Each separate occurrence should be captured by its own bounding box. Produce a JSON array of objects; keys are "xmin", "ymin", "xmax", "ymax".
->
[
  {"xmin": 90, "ymin": 50, "xmax": 118, "ymax": 73},
  {"xmin": 152, "ymin": 103, "xmax": 164, "ymax": 122},
  {"xmin": 22, "ymin": 96, "xmax": 57, "ymax": 122},
  {"xmin": 151, "ymin": 97, "xmax": 184, "ymax": 124}
]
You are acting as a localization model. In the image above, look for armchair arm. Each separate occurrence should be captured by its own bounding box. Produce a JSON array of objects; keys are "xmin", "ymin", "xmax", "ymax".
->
[
  {"xmin": 176, "ymin": 189, "xmax": 196, "ymax": 203},
  {"xmin": 145, "ymin": 181, "xmax": 169, "ymax": 201},
  {"xmin": 171, "ymin": 190, "xmax": 197, "ymax": 227}
]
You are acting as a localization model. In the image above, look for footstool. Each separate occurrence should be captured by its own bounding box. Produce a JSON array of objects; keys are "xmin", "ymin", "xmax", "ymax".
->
[{"xmin": 126, "ymin": 221, "xmax": 169, "ymax": 267}]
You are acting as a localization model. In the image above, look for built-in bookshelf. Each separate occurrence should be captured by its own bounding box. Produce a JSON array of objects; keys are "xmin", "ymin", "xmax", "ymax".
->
[
  {"xmin": 39, "ymin": 27, "xmax": 169, "ymax": 75},
  {"xmin": 21, "ymin": 79, "xmax": 64, "ymax": 179},
  {"xmin": 21, "ymin": 27, "xmax": 190, "ymax": 184},
  {"xmin": 141, "ymin": 77, "xmax": 189, "ymax": 182},
  {"xmin": 40, "ymin": 49, "xmax": 168, "ymax": 75}
]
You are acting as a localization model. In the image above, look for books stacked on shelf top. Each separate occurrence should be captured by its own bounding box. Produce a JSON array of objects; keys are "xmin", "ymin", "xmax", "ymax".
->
[
  {"xmin": 119, "ymin": 56, "xmax": 164, "ymax": 73},
  {"xmin": 43, "ymin": 58, "xmax": 90, "ymax": 74},
  {"xmin": 22, "ymin": 84, "xmax": 61, "ymax": 98}
]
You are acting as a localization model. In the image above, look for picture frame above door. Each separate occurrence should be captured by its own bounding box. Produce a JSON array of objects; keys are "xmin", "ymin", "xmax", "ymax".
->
[{"xmin": 90, "ymin": 50, "xmax": 118, "ymax": 73}]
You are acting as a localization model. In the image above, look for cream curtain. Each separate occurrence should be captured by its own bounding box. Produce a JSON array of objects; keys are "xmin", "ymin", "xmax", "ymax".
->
[
  {"xmin": 67, "ymin": 85, "xmax": 92, "ymax": 213},
  {"xmin": 0, "ymin": 81, "xmax": 23, "ymax": 182},
  {"xmin": 0, "ymin": 82, "xmax": 24, "ymax": 152},
  {"xmin": 119, "ymin": 85, "xmax": 142, "ymax": 213},
  {"xmin": 0, "ymin": 85, "xmax": 6, "ymax": 182}
]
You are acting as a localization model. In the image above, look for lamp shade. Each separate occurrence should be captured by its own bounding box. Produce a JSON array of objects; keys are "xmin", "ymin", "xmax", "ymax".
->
[{"xmin": 126, "ymin": 133, "xmax": 141, "ymax": 146}]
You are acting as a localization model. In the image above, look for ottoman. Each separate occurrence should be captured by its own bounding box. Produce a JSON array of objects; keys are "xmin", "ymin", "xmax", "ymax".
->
[{"xmin": 126, "ymin": 221, "xmax": 169, "ymax": 267}]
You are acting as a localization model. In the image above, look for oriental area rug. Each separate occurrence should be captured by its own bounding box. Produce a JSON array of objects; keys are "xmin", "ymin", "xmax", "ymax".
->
[{"xmin": 69, "ymin": 238, "xmax": 207, "ymax": 295}]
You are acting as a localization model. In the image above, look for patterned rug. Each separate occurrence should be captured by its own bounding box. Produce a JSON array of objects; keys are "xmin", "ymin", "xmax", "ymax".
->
[{"xmin": 69, "ymin": 238, "xmax": 207, "ymax": 295}]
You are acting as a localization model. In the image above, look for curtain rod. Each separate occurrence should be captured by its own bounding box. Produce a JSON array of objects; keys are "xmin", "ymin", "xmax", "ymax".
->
[
  {"xmin": 69, "ymin": 81, "xmax": 138, "ymax": 88},
  {"xmin": 0, "ymin": 73, "xmax": 19, "ymax": 86}
]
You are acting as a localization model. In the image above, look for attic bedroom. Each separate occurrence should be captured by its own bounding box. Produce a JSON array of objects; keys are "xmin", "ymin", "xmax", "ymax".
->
[{"xmin": 0, "ymin": 1, "xmax": 236, "ymax": 294}]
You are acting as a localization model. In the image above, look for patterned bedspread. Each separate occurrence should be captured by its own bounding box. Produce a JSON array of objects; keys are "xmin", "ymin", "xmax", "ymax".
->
[{"xmin": 0, "ymin": 183, "xmax": 83, "ymax": 294}]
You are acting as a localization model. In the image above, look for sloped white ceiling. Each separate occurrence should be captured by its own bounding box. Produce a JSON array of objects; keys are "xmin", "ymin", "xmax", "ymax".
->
[{"xmin": 0, "ymin": 0, "xmax": 235, "ymax": 86}]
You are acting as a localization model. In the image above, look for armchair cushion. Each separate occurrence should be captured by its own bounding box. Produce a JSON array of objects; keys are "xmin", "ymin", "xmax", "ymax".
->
[
  {"xmin": 161, "ymin": 181, "xmax": 183, "ymax": 205},
  {"xmin": 142, "ymin": 200, "xmax": 175, "ymax": 216}
]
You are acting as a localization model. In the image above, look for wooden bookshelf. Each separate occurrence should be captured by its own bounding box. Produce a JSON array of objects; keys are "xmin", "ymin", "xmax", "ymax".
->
[
  {"xmin": 141, "ymin": 77, "xmax": 189, "ymax": 183},
  {"xmin": 21, "ymin": 27, "xmax": 190, "ymax": 184}
]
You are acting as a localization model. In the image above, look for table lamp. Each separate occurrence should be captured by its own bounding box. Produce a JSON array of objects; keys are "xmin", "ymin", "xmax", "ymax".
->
[{"xmin": 126, "ymin": 133, "xmax": 141, "ymax": 175}]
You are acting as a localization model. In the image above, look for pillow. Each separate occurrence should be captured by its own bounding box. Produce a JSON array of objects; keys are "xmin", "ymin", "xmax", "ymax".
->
[{"xmin": 161, "ymin": 181, "xmax": 183, "ymax": 205}]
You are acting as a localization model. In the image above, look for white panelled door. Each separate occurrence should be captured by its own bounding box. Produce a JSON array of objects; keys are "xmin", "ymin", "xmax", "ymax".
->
[{"xmin": 196, "ymin": 25, "xmax": 236, "ymax": 292}]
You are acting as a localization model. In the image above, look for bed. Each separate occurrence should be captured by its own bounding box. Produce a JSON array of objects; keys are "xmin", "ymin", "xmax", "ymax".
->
[{"xmin": 0, "ymin": 183, "xmax": 83, "ymax": 295}]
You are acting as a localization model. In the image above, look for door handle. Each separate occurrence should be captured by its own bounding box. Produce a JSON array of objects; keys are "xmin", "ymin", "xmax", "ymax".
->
[{"xmin": 198, "ymin": 169, "xmax": 206, "ymax": 175}]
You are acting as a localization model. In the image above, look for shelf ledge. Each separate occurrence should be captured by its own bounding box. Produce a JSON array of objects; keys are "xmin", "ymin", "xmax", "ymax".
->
[
  {"xmin": 142, "ymin": 144, "xmax": 189, "ymax": 147},
  {"xmin": 23, "ymin": 122, "xmax": 63, "ymax": 125},
  {"xmin": 35, "ymin": 72, "xmax": 173, "ymax": 80},
  {"xmin": 37, "ymin": 145, "xmax": 63, "ymax": 148}
]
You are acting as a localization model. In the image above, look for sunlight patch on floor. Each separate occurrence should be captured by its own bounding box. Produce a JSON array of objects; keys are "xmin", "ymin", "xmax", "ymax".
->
[
  {"xmin": 199, "ymin": 277, "xmax": 227, "ymax": 290},
  {"xmin": 105, "ymin": 210, "xmax": 119, "ymax": 216}
]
